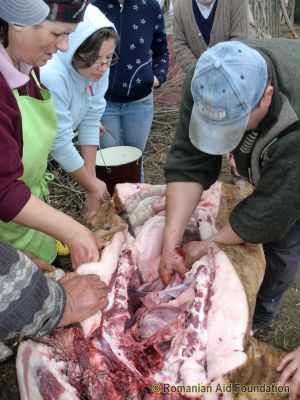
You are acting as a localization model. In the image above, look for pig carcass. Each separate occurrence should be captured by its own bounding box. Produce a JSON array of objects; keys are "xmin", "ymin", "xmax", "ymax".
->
[{"xmin": 16, "ymin": 182, "xmax": 287, "ymax": 400}]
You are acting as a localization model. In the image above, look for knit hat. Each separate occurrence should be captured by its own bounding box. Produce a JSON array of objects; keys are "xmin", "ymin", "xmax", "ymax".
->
[
  {"xmin": 189, "ymin": 41, "xmax": 268, "ymax": 155},
  {"xmin": 44, "ymin": 0, "xmax": 89, "ymax": 23},
  {"xmin": 0, "ymin": 0, "xmax": 49, "ymax": 26}
]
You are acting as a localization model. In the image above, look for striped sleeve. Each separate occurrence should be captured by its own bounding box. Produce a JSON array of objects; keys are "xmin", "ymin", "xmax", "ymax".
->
[{"xmin": 0, "ymin": 241, "xmax": 66, "ymax": 340}]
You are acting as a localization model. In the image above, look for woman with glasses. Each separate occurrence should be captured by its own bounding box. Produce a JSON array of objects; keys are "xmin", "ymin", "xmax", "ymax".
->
[
  {"xmin": 93, "ymin": 0, "xmax": 169, "ymax": 181},
  {"xmin": 41, "ymin": 5, "xmax": 119, "ymax": 223}
]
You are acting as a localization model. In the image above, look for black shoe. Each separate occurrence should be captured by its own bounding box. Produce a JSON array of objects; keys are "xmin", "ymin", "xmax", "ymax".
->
[{"xmin": 252, "ymin": 319, "xmax": 274, "ymax": 334}]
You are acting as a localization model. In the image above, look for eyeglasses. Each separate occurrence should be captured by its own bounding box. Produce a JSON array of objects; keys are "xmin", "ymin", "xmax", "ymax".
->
[
  {"xmin": 76, "ymin": 52, "xmax": 119, "ymax": 69},
  {"xmin": 93, "ymin": 52, "xmax": 119, "ymax": 68}
]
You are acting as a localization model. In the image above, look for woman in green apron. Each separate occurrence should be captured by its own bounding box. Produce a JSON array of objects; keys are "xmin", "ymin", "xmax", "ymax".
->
[{"xmin": 0, "ymin": 0, "xmax": 100, "ymax": 269}]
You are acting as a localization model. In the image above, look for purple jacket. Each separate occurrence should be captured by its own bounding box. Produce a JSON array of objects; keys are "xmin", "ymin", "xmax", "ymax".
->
[{"xmin": 0, "ymin": 45, "xmax": 43, "ymax": 222}]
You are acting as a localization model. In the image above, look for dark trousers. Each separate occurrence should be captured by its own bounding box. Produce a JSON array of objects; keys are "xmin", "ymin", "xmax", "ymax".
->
[{"xmin": 254, "ymin": 217, "xmax": 300, "ymax": 323}]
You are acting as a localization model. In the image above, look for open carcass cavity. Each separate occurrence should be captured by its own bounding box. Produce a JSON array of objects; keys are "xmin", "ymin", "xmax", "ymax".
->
[{"xmin": 155, "ymin": 247, "xmax": 249, "ymax": 391}]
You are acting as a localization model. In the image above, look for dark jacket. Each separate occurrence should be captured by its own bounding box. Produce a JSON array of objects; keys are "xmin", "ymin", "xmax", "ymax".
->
[
  {"xmin": 165, "ymin": 39, "xmax": 300, "ymax": 244},
  {"xmin": 92, "ymin": 0, "xmax": 169, "ymax": 102}
]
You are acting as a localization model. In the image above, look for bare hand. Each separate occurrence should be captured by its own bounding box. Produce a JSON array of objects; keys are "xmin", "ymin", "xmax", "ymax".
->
[
  {"xmin": 99, "ymin": 122, "xmax": 105, "ymax": 136},
  {"xmin": 65, "ymin": 226, "xmax": 100, "ymax": 269},
  {"xmin": 277, "ymin": 347, "xmax": 300, "ymax": 400},
  {"xmin": 153, "ymin": 75, "xmax": 160, "ymax": 88},
  {"xmin": 58, "ymin": 273, "xmax": 108, "ymax": 327},
  {"xmin": 182, "ymin": 240, "xmax": 209, "ymax": 268},
  {"xmin": 84, "ymin": 177, "xmax": 110, "ymax": 224},
  {"xmin": 159, "ymin": 245, "xmax": 186, "ymax": 287},
  {"xmin": 152, "ymin": 198, "xmax": 165, "ymax": 213}
]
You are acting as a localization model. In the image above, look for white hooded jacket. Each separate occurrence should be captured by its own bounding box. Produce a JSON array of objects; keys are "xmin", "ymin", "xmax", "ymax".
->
[{"xmin": 41, "ymin": 5, "xmax": 116, "ymax": 173}]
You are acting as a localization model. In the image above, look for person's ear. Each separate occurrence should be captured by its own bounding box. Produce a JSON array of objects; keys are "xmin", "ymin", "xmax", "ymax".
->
[
  {"xmin": 11, "ymin": 25, "xmax": 25, "ymax": 33},
  {"xmin": 260, "ymin": 84, "xmax": 273, "ymax": 108}
]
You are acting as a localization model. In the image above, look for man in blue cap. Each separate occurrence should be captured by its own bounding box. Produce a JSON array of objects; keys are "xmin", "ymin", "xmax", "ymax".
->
[{"xmin": 159, "ymin": 39, "xmax": 300, "ymax": 399}]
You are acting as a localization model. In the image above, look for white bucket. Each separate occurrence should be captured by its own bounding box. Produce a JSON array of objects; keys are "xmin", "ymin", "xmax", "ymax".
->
[{"xmin": 96, "ymin": 146, "xmax": 142, "ymax": 194}]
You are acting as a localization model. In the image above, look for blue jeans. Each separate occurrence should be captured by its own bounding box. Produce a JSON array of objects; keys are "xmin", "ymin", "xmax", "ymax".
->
[
  {"xmin": 253, "ymin": 217, "xmax": 300, "ymax": 324},
  {"xmin": 101, "ymin": 94, "xmax": 154, "ymax": 149},
  {"xmin": 100, "ymin": 94, "xmax": 154, "ymax": 182}
]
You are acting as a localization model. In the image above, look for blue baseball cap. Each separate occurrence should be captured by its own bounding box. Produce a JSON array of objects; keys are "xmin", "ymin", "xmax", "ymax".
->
[{"xmin": 189, "ymin": 41, "xmax": 268, "ymax": 155}]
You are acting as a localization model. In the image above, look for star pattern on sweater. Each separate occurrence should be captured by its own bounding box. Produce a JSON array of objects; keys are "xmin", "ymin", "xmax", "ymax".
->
[{"xmin": 99, "ymin": 0, "xmax": 168, "ymax": 97}]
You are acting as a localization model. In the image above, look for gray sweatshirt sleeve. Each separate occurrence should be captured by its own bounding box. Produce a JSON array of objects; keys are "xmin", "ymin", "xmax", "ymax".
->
[{"xmin": 0, "ymin": 241, "xmax": 66, "ymax": 340}]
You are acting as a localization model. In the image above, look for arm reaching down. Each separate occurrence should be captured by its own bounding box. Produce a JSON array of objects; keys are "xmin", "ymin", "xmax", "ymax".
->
[
  {"xmin": 69, "ymin": 147, "xmax": 110, "ymax": 224},
  {"xmin": 159, "ymin": 181, "xmax": 203, "ymax": 286},
  {"xmin": 12, "ymin": 195, "xmax": 99, "ymax": 268}
]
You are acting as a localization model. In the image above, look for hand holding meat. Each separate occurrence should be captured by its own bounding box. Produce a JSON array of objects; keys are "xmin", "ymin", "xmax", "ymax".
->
[
  {"xmin": 58, "ymin": 273, "xmax": 108, "ymax": 327},
  {"xmin": 64, "ymin": 226, "xmax": 100, "ymax": 269},
  {"xmin": 277, "ymin": 346, "xmax": 300, "ymax": 400},
  {"xmin": 182, "ymin": 240, "xmax": 210, "ymax": 268},
  {"xmin": 84, "ymin": 177, "xmax": 110, "ymax": 224},
  {"xmin": 159, "ymin": 245, "xmax": 187, "ymax": 287}
]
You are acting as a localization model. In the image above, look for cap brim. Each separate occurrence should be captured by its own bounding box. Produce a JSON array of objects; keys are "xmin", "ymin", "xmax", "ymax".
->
[{"xmin": 189, "ymin": 102, "xmax": 249, "ymax": 155}]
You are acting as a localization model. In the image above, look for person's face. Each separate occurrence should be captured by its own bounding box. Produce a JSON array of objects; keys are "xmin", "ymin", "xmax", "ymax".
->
[
  {"xmin": 8, "ymin": 20, "xmax": 76, "ymax": 67},
  {"xmin": 77, "ymin": 38, "xmax": 117, "ymax": 82}
]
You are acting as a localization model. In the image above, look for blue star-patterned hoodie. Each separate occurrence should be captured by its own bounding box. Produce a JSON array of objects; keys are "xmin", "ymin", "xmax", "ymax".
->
[{"xmin": 92, "ymin": 0, "xmax": 169, "ymax": 102}]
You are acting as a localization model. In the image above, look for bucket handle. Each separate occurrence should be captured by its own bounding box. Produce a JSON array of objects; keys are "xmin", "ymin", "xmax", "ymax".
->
[{"xmin": 99, "ymin": 147, "xmax": 112, "ymax": 174}]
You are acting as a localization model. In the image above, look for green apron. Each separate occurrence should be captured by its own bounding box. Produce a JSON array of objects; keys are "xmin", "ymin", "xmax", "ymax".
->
[{"xmin": 0, "ymin": 72, "xmax": 58, "ymax": 263}]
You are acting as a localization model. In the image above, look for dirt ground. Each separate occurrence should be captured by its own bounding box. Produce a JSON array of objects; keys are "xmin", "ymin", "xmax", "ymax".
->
[{"xmin": 1, "ymin": 31, "xmax": 300, "ymax": 400}]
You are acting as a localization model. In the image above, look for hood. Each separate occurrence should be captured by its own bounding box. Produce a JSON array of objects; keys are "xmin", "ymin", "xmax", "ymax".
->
[{"xmin": 58, "ymin": 4, "xmax": 116, "ymax": 67}]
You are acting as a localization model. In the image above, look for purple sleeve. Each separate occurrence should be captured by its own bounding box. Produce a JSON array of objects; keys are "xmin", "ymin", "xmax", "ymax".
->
[{"xmin": 0, "ymin": 75, "xmax": 32, "ymax": 222}]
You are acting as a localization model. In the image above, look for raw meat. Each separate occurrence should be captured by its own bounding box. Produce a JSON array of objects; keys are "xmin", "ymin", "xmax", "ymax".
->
[{"xmin": 17, "ymin": 182, "xmax": 286, "ymax": 400}]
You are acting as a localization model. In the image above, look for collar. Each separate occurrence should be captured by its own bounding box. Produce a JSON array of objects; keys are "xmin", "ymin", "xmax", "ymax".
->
[
  {"xmin": 196, "ymin": 0, "xmax": 217, "ymax": 19},
  {"xmin": 0, "ymin": 43, "xmax": 32, "ymax": 89}
]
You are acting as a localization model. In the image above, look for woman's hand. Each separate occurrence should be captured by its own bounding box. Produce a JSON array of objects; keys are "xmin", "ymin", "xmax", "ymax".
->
[
  {"xmin": 64, "ymin": 225, "xmax": 100, "ymax": 269},
  {"xmin": 153, "ymin": 75, "xmax": 160, "ymax": 88},
  {"xmin": 84, "ymin": 177, "xmax": 110, "ymax": 224}
]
